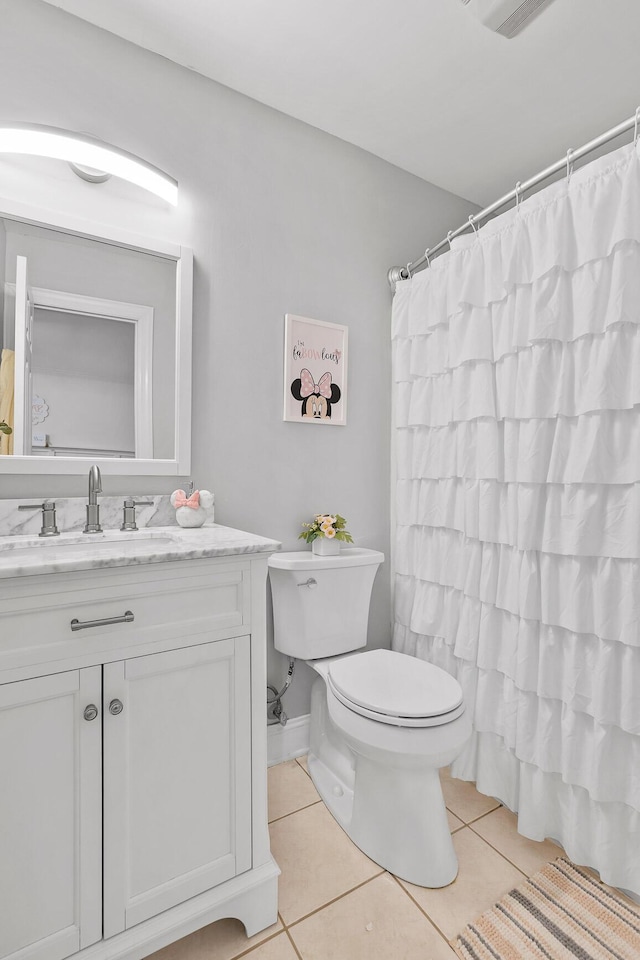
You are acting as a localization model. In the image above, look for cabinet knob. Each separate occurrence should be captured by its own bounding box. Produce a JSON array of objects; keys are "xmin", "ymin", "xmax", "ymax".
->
[
  {"xmin": 109, "ymin": 699, "xmax": 124, "ymax": 716},
  {"xmin": 84, "ymin": 704, "xmax": 99, "ymax": 722}
]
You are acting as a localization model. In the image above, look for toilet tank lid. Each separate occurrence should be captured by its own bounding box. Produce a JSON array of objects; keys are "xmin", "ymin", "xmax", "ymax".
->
[{"xmin": 268, "ymin": 547, "xmax": 384, "ymax": 570}]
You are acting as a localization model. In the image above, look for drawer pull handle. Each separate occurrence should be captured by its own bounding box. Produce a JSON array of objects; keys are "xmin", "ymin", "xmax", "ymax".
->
[
  {"xmin": 109, "ymin": 699, "xmax": 124, "ymax": 716},
  {"xmin": 84, "ymin": 704, "xmax": 99, "ymax": 722},
  {"xmin": 70, "ymin": 610, "xmax": 134, "ymax": 632}
]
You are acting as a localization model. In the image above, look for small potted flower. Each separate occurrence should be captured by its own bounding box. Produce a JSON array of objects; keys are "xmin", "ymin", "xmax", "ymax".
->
[{"xmin": 299, "ymin": 513, "xmax": 353, "ymax": 556}]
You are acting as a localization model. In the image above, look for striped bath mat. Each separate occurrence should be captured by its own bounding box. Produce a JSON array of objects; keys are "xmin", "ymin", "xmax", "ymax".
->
[{"xmin": 455, "ymin": 859, "xmax": 640, "ymax": 960}]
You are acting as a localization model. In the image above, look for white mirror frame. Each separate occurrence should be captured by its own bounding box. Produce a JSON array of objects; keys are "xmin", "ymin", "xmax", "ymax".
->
[{"xmin": 0, "ymin": 194, "xmax": 192, "ymax": 476}]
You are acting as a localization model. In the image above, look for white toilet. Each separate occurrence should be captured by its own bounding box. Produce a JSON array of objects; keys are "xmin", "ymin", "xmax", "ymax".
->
[{"xmin": 268, "ymin": 547, "xmax": 472, "ymax": 887}]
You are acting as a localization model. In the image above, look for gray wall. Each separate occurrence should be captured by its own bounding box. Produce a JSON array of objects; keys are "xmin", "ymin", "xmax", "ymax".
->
[{"xmin": 0, "ymin": 0, "xmax": 477, "ymax": 717}]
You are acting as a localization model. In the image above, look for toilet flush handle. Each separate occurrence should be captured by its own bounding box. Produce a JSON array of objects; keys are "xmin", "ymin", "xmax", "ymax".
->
[{"xmin": 297, "ymin": 578, "xmax": 318, "ymax": 589}]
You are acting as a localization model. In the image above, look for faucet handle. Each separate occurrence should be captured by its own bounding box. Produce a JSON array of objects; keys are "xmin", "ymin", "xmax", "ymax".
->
[
  {"xmin": 121, "ymin": 498, "xmax": 153, "ymax": 532},
  {"xmin": 18, "ymin": 499, "xmax": 59, "ymax": 537}
]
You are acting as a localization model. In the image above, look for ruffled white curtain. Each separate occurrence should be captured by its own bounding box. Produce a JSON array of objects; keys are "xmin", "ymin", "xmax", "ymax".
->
[{"xmin": 392, "ymin": 141, "xmax": 640, "ymax": 897}]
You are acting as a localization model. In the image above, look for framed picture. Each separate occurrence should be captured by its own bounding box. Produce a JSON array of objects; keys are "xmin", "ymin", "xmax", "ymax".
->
[{"xmin": 283, "ymin": 314, "xmax": 348, "ymax": 426}]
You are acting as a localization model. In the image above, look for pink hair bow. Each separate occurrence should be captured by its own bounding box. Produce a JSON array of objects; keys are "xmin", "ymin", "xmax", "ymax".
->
[
  {"xmin": 173, "ymin": 489, "xmax": 201, "ymax": 509},
  {"xmin": 300, "ymin": 368, "xmax": 333, "ymax": 398}
]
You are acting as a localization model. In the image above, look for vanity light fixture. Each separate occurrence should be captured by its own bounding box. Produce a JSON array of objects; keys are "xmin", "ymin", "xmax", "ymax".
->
[{"xmin": 0, "ymin": 122, "xmax": 178, "ymax": 205}]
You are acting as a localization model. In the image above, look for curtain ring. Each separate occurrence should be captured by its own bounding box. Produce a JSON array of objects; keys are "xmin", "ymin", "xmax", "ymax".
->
[
  {"xmin": 424, "ymin": 247, "xmax": 431, "ymax": 267},
  {"xmin": 634, "ymin": 106, "xmax": 640, "ymax": 145},
  {"xmin": 566, "ymin": 148, "xmax": 574, "ymax": 183},
  {"xmin": 405, "ymin": 261, "xmax": 413, "ymax": 279},
  {"xmin": 468, "ymin": 215, "xmax": 478, "ymax": 234},
  {"xmin": 515, "ymin": 181, "xmax": 522, "ymax": 211},
  {"xmin": 447, "ymin": 230, "xmax": 454, "ymax": 250}
]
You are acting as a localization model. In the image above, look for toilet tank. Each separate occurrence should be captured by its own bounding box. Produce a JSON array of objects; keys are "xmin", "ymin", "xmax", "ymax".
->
[{"xmin": 268, "ymin": 548, "xmax": 384, "ymax": 659}]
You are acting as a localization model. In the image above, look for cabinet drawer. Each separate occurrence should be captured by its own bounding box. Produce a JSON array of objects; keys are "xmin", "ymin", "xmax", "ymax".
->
[{"xmin": 0, "ymin": 559, "xmax": 251, "ymax": 672}]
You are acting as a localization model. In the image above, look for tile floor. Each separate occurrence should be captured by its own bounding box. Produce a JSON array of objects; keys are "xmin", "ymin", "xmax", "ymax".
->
[{"xmin": 148, "ymin": 756, "xmax": 572, "ymax": 960}]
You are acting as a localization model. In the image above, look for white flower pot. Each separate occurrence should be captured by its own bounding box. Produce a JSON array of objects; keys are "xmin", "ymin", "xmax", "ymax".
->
[{"xmin": 312, "ymin": 537, "xmax": 341, "ymax": 556}]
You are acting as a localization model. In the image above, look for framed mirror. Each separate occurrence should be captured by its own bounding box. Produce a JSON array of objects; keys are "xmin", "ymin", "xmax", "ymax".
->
[{"xmin": 0, "ymin": 196, "xmax": 192, "ymax": 475}]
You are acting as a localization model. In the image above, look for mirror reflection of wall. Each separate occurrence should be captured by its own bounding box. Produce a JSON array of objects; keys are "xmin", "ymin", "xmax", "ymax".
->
[
  {"xmin": 0, "ymin": 219, "xmax": 10, "ymax": 454},
  {"xmin": 0, "ymin": 217, "xmax": 177, "ymax": 459},
  {"xmin": 32, "ymin": 310, "xmax": 136, "ymax": 457}
]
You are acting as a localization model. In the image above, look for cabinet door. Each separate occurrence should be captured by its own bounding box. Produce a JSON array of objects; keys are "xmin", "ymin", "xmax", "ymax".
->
[
  {"xmin": 103, "ymin": 636, "xmax": 252, "ymax": 936},
  {"xmin": 0, "ymin": 668, "xmax": 102, "ymax": 960}
]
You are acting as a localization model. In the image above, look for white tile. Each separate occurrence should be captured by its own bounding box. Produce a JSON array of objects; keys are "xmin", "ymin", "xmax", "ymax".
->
[
  {"xmin": 398, "ymin": 827, "xmax": 524, "ymax": 941},
  {"xmin": 290, "ymin": 873, "xmax": 457, "ymax": 960},
  {"xmin": 269, "ymin": 802, "xmax": 381, "ymax": 924},
  {"xmin": 241, "ymin": 932, "xmax": 299, "ymax": 960},
  {"xmin": 471, "ymin": 805, "xmax": 565, "ymax": 876},
  {"xmin": 440, "ymin": 773, "xmax": 501, "ymax": 824},
  {"xmin": 268, "ymin": 759, "xmax": 320, "ymax": 822}
]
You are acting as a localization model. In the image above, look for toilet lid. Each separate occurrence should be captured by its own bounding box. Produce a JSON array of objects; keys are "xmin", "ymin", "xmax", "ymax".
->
[{"xmin": 327, "ymin": 649, "xmax": 463, "ymax": 725}]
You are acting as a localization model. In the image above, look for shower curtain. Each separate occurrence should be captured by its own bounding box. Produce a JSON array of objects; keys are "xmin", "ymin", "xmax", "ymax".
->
[{"xmin": 392, "ymin": 141, "xmax": 640, "ymax": 896}]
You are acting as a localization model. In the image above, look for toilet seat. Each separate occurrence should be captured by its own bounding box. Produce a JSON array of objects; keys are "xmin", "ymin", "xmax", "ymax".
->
[{"xmin": 327, "ymin": 649, "xmax": 464, "ymax": 728}]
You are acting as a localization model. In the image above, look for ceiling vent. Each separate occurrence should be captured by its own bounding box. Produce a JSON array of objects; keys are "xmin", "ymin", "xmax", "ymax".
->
[{"xmin": 461, "ymin": 0, "xmax": 556, "ymax": 38}]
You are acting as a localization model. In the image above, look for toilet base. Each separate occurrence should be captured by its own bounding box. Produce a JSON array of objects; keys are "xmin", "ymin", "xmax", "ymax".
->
[
  {"xmin": 351, "ymin": 754, "xmax": 459, "ymax": 887},
  {"xmin": 307, "ymin": 752, "xmax": 354, "ymax": 831},
  {"xmin": 307, "ymin": 749, "xmax": 458, "ymax": 888},
  {"xmin": 307, "ymin": 674, "xmax": 470, "ymax": 888}
]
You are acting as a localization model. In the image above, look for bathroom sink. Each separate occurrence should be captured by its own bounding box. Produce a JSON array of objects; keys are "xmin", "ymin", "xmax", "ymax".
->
[{"xmin": 0, "ymin": 532, "xmax": 179, "ymax": 560}]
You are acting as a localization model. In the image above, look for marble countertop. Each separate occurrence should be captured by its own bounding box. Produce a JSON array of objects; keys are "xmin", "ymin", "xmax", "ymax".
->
[{"xmin": 0, "ymin": 524, "xmax": 281, "ymax": 580}]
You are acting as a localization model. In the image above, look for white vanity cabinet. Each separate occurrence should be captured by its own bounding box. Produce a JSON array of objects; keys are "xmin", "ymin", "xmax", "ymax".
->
[
  {"xmin": 0, "ymin": 667, "xmax": 103, "ymax": 960},
  {"xmin": 0, "ymin": 549, "xmax": 278, "ymax": 960}
]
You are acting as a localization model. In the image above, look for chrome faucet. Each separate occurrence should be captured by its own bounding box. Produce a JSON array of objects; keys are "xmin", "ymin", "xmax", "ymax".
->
[{"xmin": 83, "ymin": 465, "xmax": 103, "ymax": 533}]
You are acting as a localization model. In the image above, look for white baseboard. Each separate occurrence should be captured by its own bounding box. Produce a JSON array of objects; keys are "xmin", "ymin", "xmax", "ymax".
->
[{"xmin": 267, "ymin": 714, "xmax": 310, "ymax": 766}]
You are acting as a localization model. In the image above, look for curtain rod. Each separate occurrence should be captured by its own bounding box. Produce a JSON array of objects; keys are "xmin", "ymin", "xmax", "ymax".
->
[{"xmin": 387, "ymin": 108, "xmax": 640, "ymax": 289}]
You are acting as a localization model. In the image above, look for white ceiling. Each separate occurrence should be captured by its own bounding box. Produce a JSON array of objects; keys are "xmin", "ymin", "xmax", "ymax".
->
[{"xmin": 40, "ymin": 0, "xmax": 640, "ymax": 206}]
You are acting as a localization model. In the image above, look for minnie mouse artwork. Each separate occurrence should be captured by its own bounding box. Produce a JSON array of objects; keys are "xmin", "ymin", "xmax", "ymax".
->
[
  {"xmin": 283, "ymin": 314, "xmax": 348, "ymax": 425},
  {"xmin": 290, "ymin": 368, "xmax": 341, "ymax": 420}
]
